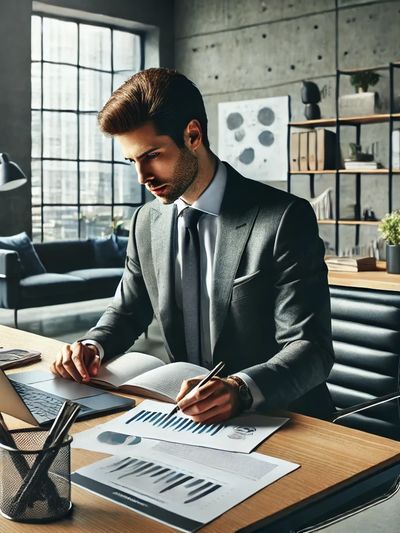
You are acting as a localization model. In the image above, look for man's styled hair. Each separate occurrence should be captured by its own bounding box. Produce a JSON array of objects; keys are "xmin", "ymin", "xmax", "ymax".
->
[{"xmin": 98, "ymin": 68, "xmax": 210, "ymax": 149}]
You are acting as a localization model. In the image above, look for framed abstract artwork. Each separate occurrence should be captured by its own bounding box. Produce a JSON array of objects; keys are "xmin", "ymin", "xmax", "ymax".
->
[{"xmin": 218, "ymin": 96, "xmax": 290, "ymax": 182}]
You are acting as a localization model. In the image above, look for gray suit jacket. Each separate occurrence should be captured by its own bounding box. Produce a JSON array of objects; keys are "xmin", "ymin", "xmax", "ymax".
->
[{"xmin": 83, "ymin": 164, "xmax": 334, "ymax": 415}]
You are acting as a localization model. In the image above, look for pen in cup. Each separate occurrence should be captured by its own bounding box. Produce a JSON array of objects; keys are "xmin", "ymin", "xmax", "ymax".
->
[{"xmin": 164, "ymin": 361, "xmax": 226, "ymax": 422}]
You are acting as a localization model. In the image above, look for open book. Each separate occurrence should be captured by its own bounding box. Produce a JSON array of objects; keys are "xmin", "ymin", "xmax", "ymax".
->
[{"xmin": 90, "ymin": 352, "xmax": 209, "ymax": 402}]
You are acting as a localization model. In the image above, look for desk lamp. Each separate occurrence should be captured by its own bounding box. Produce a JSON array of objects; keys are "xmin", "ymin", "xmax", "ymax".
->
[{"xmin": 0, "ymin": 153, "xmax": 28, "ymax": 192}]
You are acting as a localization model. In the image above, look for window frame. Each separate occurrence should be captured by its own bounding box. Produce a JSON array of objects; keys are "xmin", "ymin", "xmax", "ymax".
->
[{"xmin": 31, "ymin": 12, "xmax": 146, "ymax": 241}]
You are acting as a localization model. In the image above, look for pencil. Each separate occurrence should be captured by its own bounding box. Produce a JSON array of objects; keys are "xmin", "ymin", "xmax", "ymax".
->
[{"xmin": 164, "ymin": 361, "xmax": 225, "ymax": 422}]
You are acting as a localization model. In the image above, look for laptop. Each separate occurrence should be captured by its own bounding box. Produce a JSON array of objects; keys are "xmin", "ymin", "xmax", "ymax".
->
[{"xmin": 0, "ymin": 369, "xmax": 134, "ymax": 426}]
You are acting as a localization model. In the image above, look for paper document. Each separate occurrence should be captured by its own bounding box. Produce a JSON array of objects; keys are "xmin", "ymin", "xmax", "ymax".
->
[
  {"xmin": 72, "ymin": 441, "xmax": 299, "ymax": 532},
  {"xmin": 100, "ymin": 399, "xmax": 288, "ymax": 453}
]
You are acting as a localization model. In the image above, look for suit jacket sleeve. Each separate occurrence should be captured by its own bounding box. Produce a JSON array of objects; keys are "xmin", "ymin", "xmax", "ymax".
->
[
  {"xmin": 241, "ymin": 198, "xmax": 334, "ymax": 409},
  {"xmin": 80, "ymin": 207, "xmax": 154, "ymax": 361}
]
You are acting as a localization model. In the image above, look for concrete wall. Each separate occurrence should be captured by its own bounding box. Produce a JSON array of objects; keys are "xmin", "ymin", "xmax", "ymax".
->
[
  {"xmin": 0, "ymin": 0, "xmax": 174, "ymax": 237},
  {"xmin": 174, "ymin": 0, "xmax": 400, "ymax": 254}
]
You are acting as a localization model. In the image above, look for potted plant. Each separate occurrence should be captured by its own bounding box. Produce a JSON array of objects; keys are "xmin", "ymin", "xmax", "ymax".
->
[
  {"xmin": 350, "ymin": 71, "xmax": 381, "ymax": 93},
  {"xmin": 378, "ymin": 210, "xmax": 400, "ymax": 274},
  {"xmin": 339, "ymin": 69, "xmax": 381, "ymax": 116}
]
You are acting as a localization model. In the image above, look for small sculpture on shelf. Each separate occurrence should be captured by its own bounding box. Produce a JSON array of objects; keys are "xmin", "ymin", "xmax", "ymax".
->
[{"xmin": 301, "ymin": 81, "xmax": 321, "ymax": 120}]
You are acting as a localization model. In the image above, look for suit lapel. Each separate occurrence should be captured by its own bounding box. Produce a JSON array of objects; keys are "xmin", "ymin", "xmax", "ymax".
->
[{"xmin": 211, "ymin": 169, "xmax": 259, "ymax": 352}]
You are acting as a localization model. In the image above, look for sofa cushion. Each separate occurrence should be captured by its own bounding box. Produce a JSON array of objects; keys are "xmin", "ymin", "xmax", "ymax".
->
[
  {"xmin": 91, "ymin": 236, "xmax": 121, "ymax": 268},
  {"xmin": 34, "ymin": 240, "xmax": 95, "ymax": 273},
  {"xmin": 19, "ymin": 273, "xmax": 85, "ymax": 306},
  {"xmin": 68, "ymin": 268, "xmax": 123, "ymax": 297},
  {"xmin": 0, "ymin": 232, "xmax": 46, "ymax": 278}
]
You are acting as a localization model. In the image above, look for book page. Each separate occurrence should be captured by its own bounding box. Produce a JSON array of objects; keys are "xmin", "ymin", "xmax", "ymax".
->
[
  {"xmin": 92, "ymin": 352, "xmax": 165, "ymax": 388},
  {"xmin": 124, "ymin": 361, "xmax": 208, "ymax": 402}
]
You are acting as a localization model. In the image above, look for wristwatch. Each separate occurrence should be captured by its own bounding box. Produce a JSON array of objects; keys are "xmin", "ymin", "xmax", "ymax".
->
[{"xmin": 228, "ymin": 375, "xmax": 253, "ymax": 410}]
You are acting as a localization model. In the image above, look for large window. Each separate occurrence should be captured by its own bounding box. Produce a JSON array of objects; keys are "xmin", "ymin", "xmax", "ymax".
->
[{"xmin": 31, "ymin": 15, "xmax": 144, "ymax": 241}]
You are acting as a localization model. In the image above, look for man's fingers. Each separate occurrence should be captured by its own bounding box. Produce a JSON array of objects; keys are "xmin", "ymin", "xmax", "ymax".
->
[
  {"xmin": 50, "ymin": 342, "xmax": 99, "ymax": 382},
  {"xmin": 175, "ymin": 376, "xmax": 204, "ymax": 402},
  {"xmin": 178, "ymin": 379, "xmax": 220, "ymax": 410},
  {"xmin": 71, "ymin": 342, "xmax": 89, "ymax": 380},
  {"xmin": 88, "ymin": 354, "xmax": 101, "ymax": 376}
]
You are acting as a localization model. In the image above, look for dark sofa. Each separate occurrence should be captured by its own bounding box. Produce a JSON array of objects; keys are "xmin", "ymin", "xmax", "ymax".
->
[{"xmin": 0, "ymin": 236, "xmax": 127, "ymax": 327}]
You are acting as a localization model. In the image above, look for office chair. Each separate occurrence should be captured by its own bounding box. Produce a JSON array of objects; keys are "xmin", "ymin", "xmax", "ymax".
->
[{"xmin": 295, "ymin": 392, "xmax": 400, "ymax": 532}]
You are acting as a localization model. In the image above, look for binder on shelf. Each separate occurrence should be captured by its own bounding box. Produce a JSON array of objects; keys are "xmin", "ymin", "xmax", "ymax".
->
[
  {"xmin": 290, "ymin": 132, "xmax": 300, "ymax": 171},
  {"xmin": 308, "ymin": 130, "xmax": 317, "ymax": 171},
  {"xmin": 299, "ymin": 131, "xmax": 309, "ymax": 171},
  {"xmin": 316, "ymin": 128, "xmax": 336, "ymax": 170},
  {"xmin": 393, "ymin": 129, "xmax": 400, "ymax": 169}
]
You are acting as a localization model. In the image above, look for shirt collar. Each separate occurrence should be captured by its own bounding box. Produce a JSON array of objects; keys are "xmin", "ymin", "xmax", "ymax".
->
[{"xmin": 175, "ymin": 158, "xmax": 227, "ymax": 217}]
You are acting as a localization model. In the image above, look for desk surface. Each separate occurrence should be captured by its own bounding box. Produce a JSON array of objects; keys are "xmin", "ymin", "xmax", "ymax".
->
[
  {"xmin": 1, "ymin": 324, "xmax": 400, "ymax": 532},
  {"xmin": 328, "ymin": 261, "xmax": 400, "ymax": 292}
]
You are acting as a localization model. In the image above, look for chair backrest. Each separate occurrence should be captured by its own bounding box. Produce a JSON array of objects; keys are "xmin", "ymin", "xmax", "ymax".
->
[{"xmin": 328, "ymin": 285, "xmax": 400, "ymax": 440}]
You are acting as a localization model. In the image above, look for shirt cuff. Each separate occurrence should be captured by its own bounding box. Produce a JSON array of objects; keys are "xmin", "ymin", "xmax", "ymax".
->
[
  {"xmin": 81, "ymin": 340, "xmax": 105, "ymax": 361},
  {"xmin": 235, "ymin": 372, "xmax": 265, "ymax": 411}
]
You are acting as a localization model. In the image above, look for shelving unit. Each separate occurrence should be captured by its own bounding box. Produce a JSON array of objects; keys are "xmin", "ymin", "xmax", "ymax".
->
[{"xmin": 288, "ymin": 62, "xmax": 400, "ymax": 255}]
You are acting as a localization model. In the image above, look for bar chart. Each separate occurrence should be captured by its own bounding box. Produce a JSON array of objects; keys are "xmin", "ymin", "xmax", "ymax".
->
[
  {"xmin": 125, "ymin": 408, "xmax": 224, "ymax": 436},
  {"xmin": 106, "ymin": 455, "xmax": 222, "ymax": 504}
]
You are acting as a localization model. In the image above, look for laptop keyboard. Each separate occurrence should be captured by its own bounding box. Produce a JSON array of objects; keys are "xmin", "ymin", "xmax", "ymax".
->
[{"xmin": 11, "ymin": 381, "xmax": 86, "ymax": 422}]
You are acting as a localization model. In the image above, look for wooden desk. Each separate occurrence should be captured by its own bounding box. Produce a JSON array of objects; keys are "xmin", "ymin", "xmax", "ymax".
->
[
  {"xmin": 328, "ymin": 261, "xmax": 400, "ymax": 292},
  {"xmin": 1, "ymin": 324, "xmax": 400, "ymax": 532}
]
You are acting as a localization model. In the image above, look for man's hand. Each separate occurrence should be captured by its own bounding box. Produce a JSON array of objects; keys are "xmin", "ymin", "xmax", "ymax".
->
[
  {"xmin": 175, "ymin": 376, "xmax": 241, "ymax": 424},
  {"xmin": 50, "ymin": 341, "xmax": 100, "ymax": 383}
]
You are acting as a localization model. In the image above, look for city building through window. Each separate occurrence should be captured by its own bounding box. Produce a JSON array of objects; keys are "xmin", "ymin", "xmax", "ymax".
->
[{"xmin": 31, "ymin": 14, "xmax": 144, "ymax": 241}]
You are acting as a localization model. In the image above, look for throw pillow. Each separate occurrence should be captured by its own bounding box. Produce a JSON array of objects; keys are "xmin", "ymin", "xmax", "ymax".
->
[
  {"xmin": 0, "ymin": 232, "xmax": 46, "ymax": 278},
  {"xmin": 91, "ymin": 235, "xmax": 121, "ymax": 268},
  {"xmin": 115, "ymin": 235, "xmax": 128, "ymax": 266}
]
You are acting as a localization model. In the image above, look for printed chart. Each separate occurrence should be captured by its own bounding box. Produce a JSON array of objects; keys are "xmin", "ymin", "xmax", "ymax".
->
[
  {"xmin": 72, "ymin": 442, "xmax": 299, "ymax": 532},
  {"xmin": 111, "ymin": 399, "xmax": 289, "ymax": 453}
]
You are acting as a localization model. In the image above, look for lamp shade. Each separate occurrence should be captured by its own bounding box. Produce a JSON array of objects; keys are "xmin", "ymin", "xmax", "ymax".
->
[{"xmin": 0, "ymin": 153, "xmax": 28, "ymax": 192}]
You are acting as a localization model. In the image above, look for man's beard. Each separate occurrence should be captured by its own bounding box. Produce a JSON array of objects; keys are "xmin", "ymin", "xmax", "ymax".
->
[{"xmin": 156, "ymin": 147, "xmax": 198, "ymax": 204}]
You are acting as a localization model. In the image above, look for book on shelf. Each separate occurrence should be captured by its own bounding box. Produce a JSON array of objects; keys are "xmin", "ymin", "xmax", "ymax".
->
[
  {"xmin": 344, "ymin": 160, "xmax": 379, "ymax": 170},
  {"xmin": 316, "ymin": 128, "xmax": 336, "ymax": 170},
  {"xmin": 299, "ymin": 131, "xmax": 309, "ymax": 171},
  {"xmin": 0, "ymin": 348, "xmax": 41, "ymax": 370},
  {"xmin": 325, "ymin": 255, "xmax": 377, "ymax": 272},
  {"xmin": 290, "ymin": 131, "xmax": 300, "ymax": 171},
  {"xmin": 90, "ymin": 351, "xmax": 212, "ymax": 402}
]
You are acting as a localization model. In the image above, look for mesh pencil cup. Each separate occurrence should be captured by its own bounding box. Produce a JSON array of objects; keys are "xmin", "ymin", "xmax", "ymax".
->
[{"xmin": 0, "ymin": 428, "xmax": 73, "ymax": 523}]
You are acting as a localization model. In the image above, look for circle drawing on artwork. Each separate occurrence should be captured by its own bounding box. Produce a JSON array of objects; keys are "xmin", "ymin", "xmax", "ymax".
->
[
  {"xmin": 258, "ymin": 130, "xmax": 274, "ymax": 147},
  {"xmin": 226, "ymin": 112, "xmax": 244, "ymax": 130},
  {"xmin": 234, "ymin": 128, "xmax": 246, "ymax": 142},
  {"xmin": 257, "ymin": 107, "xmax": 275, "ymax": 126},
  {"xmin": 238, "ymin": 148, "xmax": 255, "ymax": 165}
]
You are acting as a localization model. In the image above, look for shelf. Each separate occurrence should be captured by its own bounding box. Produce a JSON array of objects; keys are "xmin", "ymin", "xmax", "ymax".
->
[
  {"xmin": 290, "ymin": 170, "xmax": 337, "ymax": 174},
  {"xmin": 290, "ymin": 169, "xmax": 400, "ymax": 175},
  {"xmin": 341, "ymin": 168, "xmax": 400, "ymax": 174},
  {"xmin": 317, "ymin": 219, "xmax": 380, "ymax": 226},
  {"xmin": 339, "ymin": 220, "xmax": 380, "ymax": 226},
  {"xmin": 289, "ymin": 113, "xmax": 400, "ymax": 128}
]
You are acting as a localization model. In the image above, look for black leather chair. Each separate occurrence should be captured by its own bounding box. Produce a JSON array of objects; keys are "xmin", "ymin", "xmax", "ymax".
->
[{"xmin": 328, "ymin": 285, "xmax": 400, "ymax": 440}]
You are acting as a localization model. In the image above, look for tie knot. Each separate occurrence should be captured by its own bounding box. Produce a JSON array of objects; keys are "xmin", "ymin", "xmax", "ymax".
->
[{"xmin": 182, "ymin": 207, "xmax": 202, "ymax": 229}]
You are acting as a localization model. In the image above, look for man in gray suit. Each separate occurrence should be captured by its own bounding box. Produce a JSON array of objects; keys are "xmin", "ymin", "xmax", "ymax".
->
[{"xmin": 51, "ymin": 68, "xmax": 334, "ymax": 423}]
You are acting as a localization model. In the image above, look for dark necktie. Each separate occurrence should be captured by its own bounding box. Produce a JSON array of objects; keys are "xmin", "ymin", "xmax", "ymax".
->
[{"xmin": 181, "ymin": 207, "xmax": 203, "ymax": 365}]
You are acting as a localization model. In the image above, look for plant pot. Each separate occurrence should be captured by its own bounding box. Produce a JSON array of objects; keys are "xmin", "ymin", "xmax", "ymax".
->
[
  {"xmin": 386, "ymin": 244, "xmax": 400, "ymax": 274},
  {"xmin": 339, "ymin": 91, "xmax": 380, "ymax": 116}
]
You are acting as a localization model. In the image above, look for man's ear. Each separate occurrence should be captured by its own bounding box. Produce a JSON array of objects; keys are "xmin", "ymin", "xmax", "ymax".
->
[{"xmin": 184, "ymin": 120, "xmax": 202, "ymax": 150}]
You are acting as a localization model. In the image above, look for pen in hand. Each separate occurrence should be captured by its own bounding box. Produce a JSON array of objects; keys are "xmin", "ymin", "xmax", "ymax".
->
[{"xmin": 164, "ymin": 361, "xmax": 226, "ymax": 421}]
